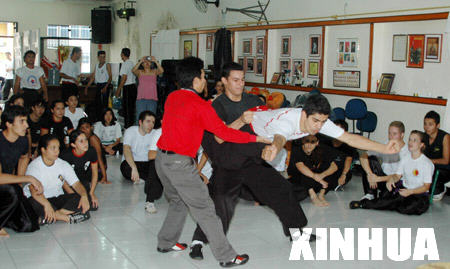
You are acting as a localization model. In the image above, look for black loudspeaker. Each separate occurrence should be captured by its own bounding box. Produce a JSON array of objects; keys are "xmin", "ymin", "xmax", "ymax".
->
[{"xmin": 91, "ymin": 9, "xmax": 111, "ymax": 44}]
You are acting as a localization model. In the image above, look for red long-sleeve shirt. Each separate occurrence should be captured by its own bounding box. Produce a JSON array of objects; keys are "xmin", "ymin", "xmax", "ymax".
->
[{"xmin": 157, "ymin": 89, "xmax": 257, "ymax": 157}]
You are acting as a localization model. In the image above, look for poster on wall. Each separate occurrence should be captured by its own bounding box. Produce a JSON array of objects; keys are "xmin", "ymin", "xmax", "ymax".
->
[
  {"xmin": 337, "ymin": 38, "xmax": 358, "ymax": 67},
  {"xmin": 243, "ymin": 38, "xmax": 252, "ymax": 55},
  {"xmin": 280, "ymin": 58, "xmax": 291, "ymax": 72},
  {"xmin": 406, "ymin": 35, "xmax": 425, "ymax": 68},
  {"xmin": 425, "ymin": 34, "xmax": 442, "ymax": 63},
  {"xmin": 281, "ymin": 36, "xmax": 291, "ymax": 57},
  {"xmin": 292, "ymin": 59, "xmax": 305, "ymax": 78},
  {"xmin": 256, "ymin": 57, "xmax": 264, "ymax": 76},
  {"xmin": 392, "ymin": 35, "xmax": 407, "ymax": 62},
  {"xmin": 308, "ymin": 59, "xmax": 320, "ymax": 78},
  {"xmin": 206, "ymin": 34, "xmax": 213, "ymax": 51},
  {"xmin": 184, "ymin": 40, "xmax": 193, "ymax": 58},
  {"xmin": 246, "ymin": 57, "xmax": 254, "ymax": 73},
  {"xmin": 333, "ymin": 70, "xmax": 360, "ymax": 88},
  {"xmin": 309, "ymin": 34, "xmax": 321, "ymax": 57},
  {"xmin": 256, "ymin": 36, "xmax": 264, "ymax": 55}
]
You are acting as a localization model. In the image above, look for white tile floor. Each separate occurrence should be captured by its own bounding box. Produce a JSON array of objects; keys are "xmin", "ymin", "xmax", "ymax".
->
[{"xmin": 1, "ymin": 156, "xmax": 449, "ymax": 269}]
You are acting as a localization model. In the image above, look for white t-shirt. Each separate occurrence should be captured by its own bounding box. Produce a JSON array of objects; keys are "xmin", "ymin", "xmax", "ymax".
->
[
  {"xmin": 16, "ymin": 66, "xmax": 45, "ymax": 90},
  {"xmin": 369, "ymin": 143, "xmax": 410, "ymax": 175},
  {"xmin": 396, "ymin": 153, "xmax": 434, "ymax": 190},
  {"xmin": 64, "ymin": 107, "xmax": 86, "ymax": 129},
  {"xmin": 5, "ymin": 60, "xmax": 13, "ymax": 79},
  {"xmin": 24, "ymin": 157, "xmax": 80, "ymax": 198},
  {"xmin": 119, "ymin": 59, "xmax": 136, "ymax": 86},
  {"xmin": 149, "ymin": 128, "xmax": 162, "ymax": 151},
  {"xmin": 267, "ymin": 148, "xmax": 288, "ymax": 172},
  {"xmin": 122, "ymin": 126, "xmax": 153, "ymax": 162},
  {"xmin": 94, "ymin": 121, "xmax": 122, "ymax": 145},
  {"xmin": 95, "ymin": 63, "xmax": 109, "ymax": 84},
  {"xmin": 60, "ymin": 58, "xmax": 81, "ymax": 83},
  {"xmin": 251, "ymin": 108, "xmax": 344, "ymax": 141}
]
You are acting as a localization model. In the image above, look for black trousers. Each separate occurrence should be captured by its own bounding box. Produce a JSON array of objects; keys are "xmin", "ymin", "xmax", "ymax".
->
[
  {"xmin": 95, "ymin": 83, "xmax": 111, "ymax": 122},
  {"xmin": 0, "ymin": 184, "xmax": 39, "ymax": 232},
  {"xmin": 28, "ymin": 193, "xmax": 81, "ymax": 218},
  {"xmin": 361, "ymin": 156, "xmax": 388, "ymax": 198},
  {"xmin": 360, "ymin": 182, "xmax": 429, "ymax": 215},
  {"xmin": 291, "ymin": 171, "xmax": 339, "ymax": 195},
  {"xmin": 122, "ymin": 84, "xmax": 137, "ymax": 128},
  {"xmin": 192, "ymin": 150, "xmax": 308, "ymax": 243},
  {"xmin": 120, "ymin": 160, "xmax": 163, "ymax": 202},
  {"xmin": 61, "ymin": 83, "xmax": 79, "ymax": 102},
  {"xmin": 2, "ymin": 79, "xmax": 13, "ymax": 100}
]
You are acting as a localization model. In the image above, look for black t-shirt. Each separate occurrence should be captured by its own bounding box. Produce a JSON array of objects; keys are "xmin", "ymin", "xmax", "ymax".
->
[
  {"xmin": 424, "ymin": 129, "xmax": 447, "ymax": 160},
  {"xmin": 41, "ymin": 116, "xmax": 74, "ymax": 151},
  {"xmin": 212, "ymin": 92, "xmax": 263, "ymax": 124},
  {"xmin": 288, "ymin": 144, "xmax": 337, "ymax": 178},
  {"xmin": 0, "ymin": 132, "xmax": 29, "ymax": 174},
  {"xmin": 60, "ymin": 147, "xmax": 98, "ymax": 184},
  {"xmin": 28, "ymin": 116, "xmax": 44, "ymax": 145},
  {"xmin": 323, "ymin": 140, "xmax": 356, "ymax": 170}
]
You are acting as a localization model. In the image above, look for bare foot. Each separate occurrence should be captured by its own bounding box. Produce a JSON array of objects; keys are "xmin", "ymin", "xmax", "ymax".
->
[
  {"xmin": 0, "ymin": 228, "xmax": 10, "ymax": 238},
  {"xmin": 318, "ymin": 195, "xmax": 330, "ymax": 206},
  {"xmin": 311, "ymin": 196, "xmax": 326, "ymax": 207},
  {"xmin": 99, "ymin": 180, "xmax": 112, "ymax": 185},
  {"xmin": 254, "ymin": 202, "xmax": 260, "ymax": 206}
]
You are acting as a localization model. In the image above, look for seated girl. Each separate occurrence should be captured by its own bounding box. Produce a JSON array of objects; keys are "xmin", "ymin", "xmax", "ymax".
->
[
  {"xmin": 24, "ymin": 134, "xmax": 91, "ymax": 224},
  {"xmin": 78, "ymin": 118, "xmax": 109, "ymax": 184},
  {"xmin": 60, "ymin": 130, "xmax": 99, "ymax": 210},
  {"xmin": 93, "ymin": 108, "xmax": 122, "ymax": 156},
  {"xmin": 350, "ymin": 130, "xmax": 433, "ymax": 215},
  {"xmin": 287, "ymin": 135, "xmax": 339, "ymax": 207}
]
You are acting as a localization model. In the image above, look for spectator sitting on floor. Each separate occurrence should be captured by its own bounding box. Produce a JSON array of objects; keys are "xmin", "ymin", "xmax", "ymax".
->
[{"xmin": 93, "ymin": 108, "xmax": 123, "ymax": 156}]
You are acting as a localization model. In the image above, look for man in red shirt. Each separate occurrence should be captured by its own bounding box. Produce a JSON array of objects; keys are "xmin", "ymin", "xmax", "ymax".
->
[{"xmin": 155, "ymin": 57, "xmax": 268, "ymax": 267}]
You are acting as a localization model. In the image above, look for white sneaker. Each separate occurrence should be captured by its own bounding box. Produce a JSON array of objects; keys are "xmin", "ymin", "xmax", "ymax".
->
[
  {"xmin": 433, "ymin": 187, "xmax": 446, "ymax": 201},
  {"xmin": 361, "ymin": 193, "xmax": 375, "ymax": 200},
  {"xmin": 145, "ymin": 202, "xmax": 157, "ymax": 213}
]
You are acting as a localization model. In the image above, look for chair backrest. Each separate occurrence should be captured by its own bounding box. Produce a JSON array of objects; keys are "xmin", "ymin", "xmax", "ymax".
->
[
  {"xmin": 345, "ymin": 98, "xmax": 367, "ymax": 120},
  {"xmin": 332, "ymin": 107, "xmax": 346, "ymax": 121},
  {"xmin": 357, "ymin": 111, "xmax": 377, "ymax": 133}
]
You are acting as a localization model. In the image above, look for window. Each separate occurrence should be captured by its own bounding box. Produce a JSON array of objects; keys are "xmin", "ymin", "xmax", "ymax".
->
[{"xmin": 46, "ymin": 25, "xmax": 91, "ymax": 73}]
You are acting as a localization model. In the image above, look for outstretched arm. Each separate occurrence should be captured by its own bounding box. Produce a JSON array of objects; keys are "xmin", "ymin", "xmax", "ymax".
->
[{"xmin": 338, "ymin": 132, "xmax": 400, "ymax": 154}]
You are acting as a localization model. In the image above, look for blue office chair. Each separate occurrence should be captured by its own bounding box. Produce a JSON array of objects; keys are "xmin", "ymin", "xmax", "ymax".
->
[
  {"xmin": 331, "ymin": 107, "xmax": 346, "ymax": 121},
  {"xmin": 357, "ymin": 111, "xmax": 377, "ymax": 138},
  {"xmin": 345, "ymin": 99, "xmax": 367, "ymax": 133}
]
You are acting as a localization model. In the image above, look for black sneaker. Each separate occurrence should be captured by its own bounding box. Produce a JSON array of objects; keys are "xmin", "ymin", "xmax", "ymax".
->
[
  {"xmin": 189, "ymin": 244, "xmax": 204, "ymax": 260},
  {"xmin": 69, "ymin": 212, "xmax": 90, "ymax": 224},
  {"xmin": 157, "ymin": 243, "xmax": 188, "ymax": 253},
  {"xmin": 219, "ymin": 254, "xmax": 249, "ymax": 267},
  {"xmin": 349, "ymin": 200, "xmax": 362, "ymax": 209}
]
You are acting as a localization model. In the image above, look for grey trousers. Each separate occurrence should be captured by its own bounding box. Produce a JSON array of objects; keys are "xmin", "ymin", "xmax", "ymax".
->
[{"xmin": 155, "ymin": 150, "xmax": 237, "ymax": 262}]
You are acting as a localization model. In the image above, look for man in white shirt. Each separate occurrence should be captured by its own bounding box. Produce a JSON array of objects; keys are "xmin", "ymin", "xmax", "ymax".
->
[
  {"xmin": 120, "ymin": 111, "xmax": 163, "ymax": 213},
  {"xmin": 115, "ymin": 48, "xmax": 137, "ymax": 128},
  {"xmin": 85, "ymin": 50, "xmax": 112, "ymax": 121},
  {"xmin": 60, "ymin": 47, "xmax": 82, "ymax": 102},
  {"xmin": 2, "ymin": 52, "xmax": 14, "ymax": 101},
  {"xmin": 14, "ymin": 50, "xmax": 48, "ymax": 107},
  {"xmin": 358, "ymin": 121, "xmax": 409, "ymax": 200}
]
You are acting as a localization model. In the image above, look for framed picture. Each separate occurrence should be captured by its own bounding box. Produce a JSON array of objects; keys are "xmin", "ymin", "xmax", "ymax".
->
[
  {"xmin": 392, "ymin": 35, "xmax": 407, "ymax": 62},
  {"xmin": 246, "ymin": 57, "xmax": 254, "ymax": 73},
  {"xmin": 377, "ymin": 73, "xmax": 395, "ymax": 94},
  {"xmin": 256, "ymin": 57, "xmax": 264, "ymax": 76},
  {"xmin": 333, "ymin": 70, "xmax": 360, "ymax": 88},
  {"xmin": 337, "ymin": 39, "xmax": 358, "ymax": 67},
  {"xmin": 292, "ymin": 59, "xmax": 305, "ymax": 78},
  {"xmin": 280, "ymin": 58, "xmax": 291, "ymax": 72},
  {"xmin": 256, "ymin": 36, "xmax": 264, "ymax": 55},
  {"xmin": 407, "ymin": 35, "xmax": 425, "ymax": 68},
  {"xmin": 309, "ymin": 34, "xmax": 321, "ymax": 57},
  {"xmin": 206, "ymin": 34, "xmax": 213, "ymax": 51},
  {"xmin": 270, "ymin": 72, "xmax": 281, "ymax": 84},
  {"xmin": 183, "ymin": 40, "xmax": 192, "ymax": 58},
  {"xmin": 308, "ymin": 59, "xmax": 320, "ymax": 78},
  {"xmin": 281, "ymin": 35, "xmax": 291, "ymax": 57},
  {"xmin": 238, "ymin": 57, "xmax": 244, "ymax": 67},
  {"xmin": 425, "ymin": 34, "xmax": 442, "ymax": 63},
  {"xmin": 243, "ymin": 38, "xmax": 252, "ymax": 55}
]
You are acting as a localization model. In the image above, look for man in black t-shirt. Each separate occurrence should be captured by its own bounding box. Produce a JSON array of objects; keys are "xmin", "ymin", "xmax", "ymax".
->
[
  {"xmin": 27, "ymin": 99, "xmax": 46, "ymax": 157},
  {"xmin": 41, "ymin": 100, "xmax": 74, "ymax": 151},
  {"xmin": 0, "ymin": 106, "xmax": 43, "ymax": 237}
]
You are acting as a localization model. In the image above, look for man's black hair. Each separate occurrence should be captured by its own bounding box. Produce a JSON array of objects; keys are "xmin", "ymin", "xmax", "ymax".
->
[
  {"xmin": 77, "ymin": 117, "xmax": 92, "ymax": 129},
  {"xmin": 121, "ymin": 48, "xmax": 131, "ymax": 58},
  {"xmin": 69, "ymin": 129, "xmax": 85, "ymax": 145},
  {"xmin": 176, "ymin": 56, "xmax": 204, "ymax": 89},
  {"xmin": 71, "ymin": 47, "xmax": 81, "ymax": 57},
  {"xmin": 38, "ymin": 134, "xmax": 60, "ymax": 156},
  {"xmin": 50, "ymin": 99, "xmax": 64, "ymax": 109},
  {"xmin": 221, "ymin": 62, "xmax": 244, "ymax": 79},
  {"xmin": 98, "ymin": 50, "xmax": 106, "ymax": 57},
  {"xmin": 1, "ymin": 105, "xmax": 28, "ymax": 130},
  {"xmin": 303, "ymin": 94, "xmax": 331, "ymax": 116},
  {"xmin": 138, "ymin": 110, "xmax": 156, "ymax": 123},
  {"xmin": 65, "ymin": 93, "xmax": 78, "ymax": 103},
  {"xmin": 424, "ymin": 110, "xmax": 440, "ymax": 125},
  {"xmin": 31, "ymin": 98, "xmax": 46, "ymax": 108},
  {"xmin": 23, "ymin": 50, "xmax": 36, "ymax": 60},
  {"xmin": 333, "ymin": 119, "xmax": 348, "ymax": 132}
]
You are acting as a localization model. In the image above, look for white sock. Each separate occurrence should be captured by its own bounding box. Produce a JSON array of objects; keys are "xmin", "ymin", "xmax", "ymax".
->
[{"xmin": 191, "ymin": 240, "xmax": 204, "ymax": 247}]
